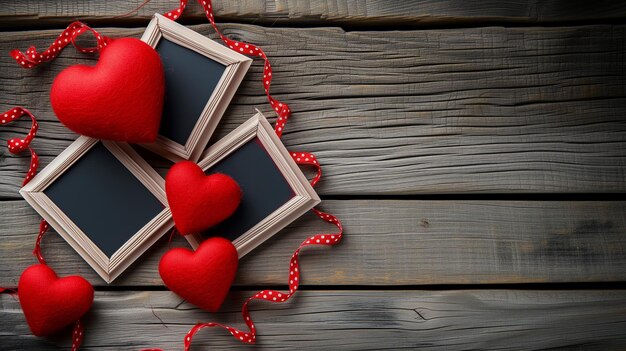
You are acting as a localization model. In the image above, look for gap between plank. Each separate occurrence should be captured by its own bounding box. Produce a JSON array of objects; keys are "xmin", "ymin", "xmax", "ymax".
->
[
  {"xmin": 80, "ymin": 281, "xmax": 626, "ymax": 292},
  {"xmin": 2, "ymin": 194, "xmax": 625, "ymax": 202},
  {"xmin": 1, "ymin": 17, "xmax": 626, "ymax": 33},
  {"xmin": 321, "ymin": 194, "xmax": 626, "ymax": 201}
]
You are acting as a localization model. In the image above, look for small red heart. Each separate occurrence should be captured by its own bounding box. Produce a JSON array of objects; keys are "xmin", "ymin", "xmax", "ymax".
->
[
  {"xmin": 166, "ymin": 161, "xmax": 241, "ymax": 235},
  {"xmin": 18, "ymin": 264, "xmax": 94, "ymax": 337},
  {"xmin": 159, "ymin": 237, "xmax": 238, "ymax": 312},
  {"xmin": 50, "ymin": 38, "xmax": 164, "ymax": 142}
]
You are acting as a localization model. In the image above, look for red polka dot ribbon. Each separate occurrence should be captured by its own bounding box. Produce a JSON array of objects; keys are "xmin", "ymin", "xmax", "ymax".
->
[
  {"xmin": 10, "ymin": 21, "xmax": 109, "ymax": 69},
  {"xmin": 291, "ymin": 152, "xmax": 322, "ymax": 187},
  {"xmin": 142, "ymin": 208, "xmax": 342, "ymax": 350},
  {"xmin": 163, "ymin": 0, "xmax": 291, "ymax": 137},
  {"xmin": 138, "ymin": 0, "xmax": 343, "ymax": 351},
  {"xmin": 70, "ymin": 320, "xmax": 85, "ymax": 351},
  {"xmin": 5, "ymin": 3, "xmax": 340, "ymax": 349},
  {"xmin": 1, "ymin": 107, "xmax": 40, "ymax": 185},
  {"xmin": 33, "ymin": 220, "xmax": 49, "ymax": 265},
  {"xmin": 27, "ymin": 219, "xmax": 85, "ymax": 351},
  {"xmin": 1, "ymin": 107, "xmax": 85, "ymax": 350},
  {"xmin": 0, "ymin": 107, "xmax": 48, "ymax": 267},
  {"xmin": 141, "ymin": 3, "xmax": 343, "ymax": 350}
]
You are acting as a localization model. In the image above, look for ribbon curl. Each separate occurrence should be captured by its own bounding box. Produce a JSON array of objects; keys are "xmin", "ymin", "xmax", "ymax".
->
[
  {"xmin": 142, "ymin": 1, "xmax": 343, "ymax": 350},
  {"xmin": 11, "ymin": 21, "xmax": 109, "ymax": 69},
  {"xmin": 5, "ymin": 2, "xmax": 342, "ymax": 349},
  {"xmin": 0, "ymin": 107, "xmax": 84, "ymax": 351},
  {"xmin": 1, "ymin": 107, "xmax": 39, "ymax": 185},
  {"xmin": 163, "ymin": 0, "xmax": 292, "ymax": 137}
]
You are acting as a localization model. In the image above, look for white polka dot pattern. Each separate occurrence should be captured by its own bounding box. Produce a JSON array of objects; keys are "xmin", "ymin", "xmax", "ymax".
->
[
  {"xmin": 163, "ymin": 0, "xmax": 292, "ymax": 137},
  {"xmin": 142, "ymin": 208, "xmax": 342, "ymax": 351},
  {"xmin": 70, "ymin": 319, "xmax": 85, "ymax": 351},
  {"xmin": 0, "ymin": 107, "xmax": 46, "ymax": 265},
  {"xmin": 11, "ymin": 22, "xmax": 109, "ymax": 69},
  {"xmin": 5, "ymin": 3, "xmax": 342, "ymax": 350},
  {"xmin": 1, "ymin": 107, "xmax": 85, "ymax": 350},
  {"xmin": 141, "ymin": 114, "xmax": 339, "ymax": 350},
  {"xmin": 33, "ymin": 220, "xmax": 49, "ymax": 265},
  {"xmin": 0, "ymin": 107, "xmax": 39, "ymax": 185},
  {"xmin": 291, "ymin": 151, "xmax": 322, "ymax": 186},
  {"xmin": 138, "ymin": 2, "xmax": 344, "ymax": 350},
  {"xmin": 27, "ymin": 220, "xmax": 85, "ymax": 351}
]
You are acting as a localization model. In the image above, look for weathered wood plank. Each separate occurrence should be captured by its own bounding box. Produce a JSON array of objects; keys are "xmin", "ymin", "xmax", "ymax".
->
[
  {"xmin": 1, "ymin": 0, "xmax": 626, "ymax": 28},
  {"xmin": 2, "ymin": 290, "xmax": 626, "ymax": 350},
  {"xmin": 2, "ymin": 24, "xmax": 626, "ymax": 196},
  {"xmin": 2, "ymin": 199, "xmax": 625, "ymax": 287}
]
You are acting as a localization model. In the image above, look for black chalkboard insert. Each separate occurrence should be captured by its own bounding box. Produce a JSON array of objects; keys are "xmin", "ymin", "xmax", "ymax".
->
[
  {"xmin": 44, "ymin": 142, "xmax": 164, "ymax": 257},
  {"xmin": 203, "ymin": 138, "xmax": 295, "ymax": 241},
  {"xmin": 156, "ymin": 39, "xmax": 227, "ymax": 145}
]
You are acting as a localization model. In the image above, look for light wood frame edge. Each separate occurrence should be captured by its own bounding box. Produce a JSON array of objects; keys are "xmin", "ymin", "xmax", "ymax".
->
[
  {"xmin": 139, "ymin": 13, "xmax": 253, "ymax": 162},
  {"xmin": 184, "ymin": 111, "xmax": 321, "ymax": 257},
  {"xmin": 20, "ymin": 136, "xmax": 174, "ymax": 283}
]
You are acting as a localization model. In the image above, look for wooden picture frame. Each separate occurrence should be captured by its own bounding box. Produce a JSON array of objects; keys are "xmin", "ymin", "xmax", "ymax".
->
[
  {"xmin": 140, "ymin": 13, "xmax": 252, "ymax": 162},
  {"xmin": 185, "ymin": 111, "xmax": 320, "ymax": 257},
  {"xmin": 20, "ymin": 137, "xmax": 174, "ymax": 283}
]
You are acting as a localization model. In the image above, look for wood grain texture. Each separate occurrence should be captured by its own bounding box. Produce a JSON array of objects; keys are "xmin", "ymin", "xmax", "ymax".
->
[
  {"xmin": 2, "ymin": 290, "xmax": 626, "ymax": 350},
  {"xmin": 1, "ymin": 24, "xmax": 626, "ymax": 196},
  {"xmin": 1, "ymin": 0, "xmax": 626, "ymax": 28},
  {"xmin": 2, "ymin": 199, "xmax": 625, "ymax": 287}
]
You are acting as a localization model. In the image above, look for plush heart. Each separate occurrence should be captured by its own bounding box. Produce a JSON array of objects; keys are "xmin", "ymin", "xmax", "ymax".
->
[
  {"xmin": 159, "ymin": 237, "xmax": 238, "ymax": 312},
  {"xmin": 18, "ymin": 264, "xmax": 94, "ymax": 337},
  {"xmin": 166, "ymin": 161, "xmax": 241, "ymax": 235},
  {"xmin": 50, "ymin": 37, "xmax": 164, "ymax": 142}
]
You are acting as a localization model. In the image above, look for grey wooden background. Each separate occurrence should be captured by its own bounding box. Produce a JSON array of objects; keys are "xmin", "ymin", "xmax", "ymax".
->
[{"xmin": 1, "ymin": 1, "xmax": 626, "ymax": 350}]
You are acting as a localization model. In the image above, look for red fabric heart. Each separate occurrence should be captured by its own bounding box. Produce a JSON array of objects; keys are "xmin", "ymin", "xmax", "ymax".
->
[
  {"xmin": 18, "ymin": 264, "xmax": 94, "ymax": 337},
  {"xmin": 166, "ymin": 161, "xmax": 241, "ymax": 235},
  {"xmin": 50, "ymin": 37, "xmax": 164, "ymax": 142},
  {"xmin": 159, "ymin": 237, "xmax": 238, "ymax": 312}
]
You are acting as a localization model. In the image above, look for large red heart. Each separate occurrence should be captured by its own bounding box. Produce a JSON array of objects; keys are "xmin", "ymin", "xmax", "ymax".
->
[
  {"xmin": 50, "ymin": 37, "xmax": 164, "ymax": 143},
  {"xmin": 159, "ymin": 237, "xmax": 238, "ymax": 312},
  {"xmin": 166, "ymin": 161, "xmax": 241, "ymax": 235},
  {"xmin": 18, "ymin": 264, "xmax": 94, "ymax": 337}
]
